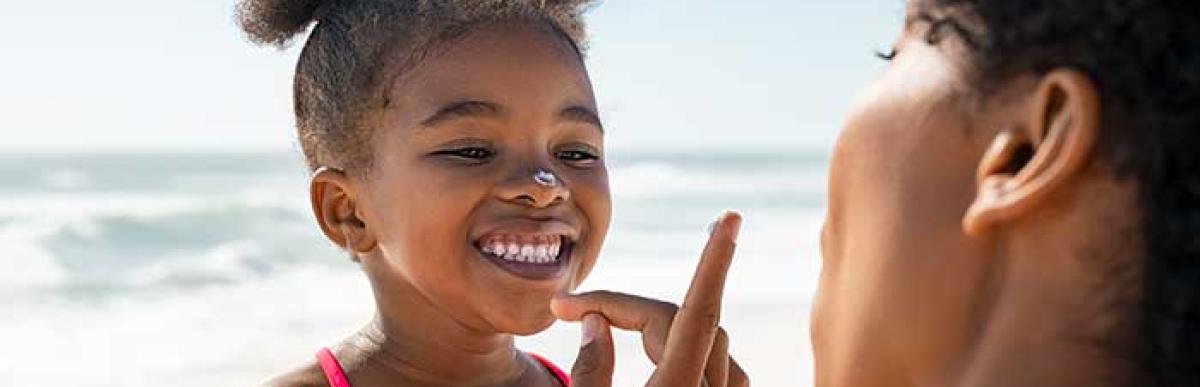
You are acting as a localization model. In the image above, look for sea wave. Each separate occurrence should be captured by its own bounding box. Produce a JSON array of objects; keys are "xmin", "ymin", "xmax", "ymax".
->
[{"xmin": 0, "ymin": 191, "xmax": 333, "ymax": 296}]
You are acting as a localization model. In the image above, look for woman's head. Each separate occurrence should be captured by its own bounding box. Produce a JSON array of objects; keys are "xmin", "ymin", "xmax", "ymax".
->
[
  {"xmin": 237, "ymin": 0, "xmax": 609, "ymax": 335},
  {"xmin": 817, "ymin": 0, "xmax": 1198, "ymax": 385}
]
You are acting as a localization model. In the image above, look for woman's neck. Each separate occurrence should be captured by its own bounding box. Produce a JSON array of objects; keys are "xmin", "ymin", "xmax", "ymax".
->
[
  {"xmin": 955, "ymin": 261, "xmax": 1135, "ymax": 387},
  {"xmin": 957, "ymin": 194, "xmax": 1139, "ymax": 387}
]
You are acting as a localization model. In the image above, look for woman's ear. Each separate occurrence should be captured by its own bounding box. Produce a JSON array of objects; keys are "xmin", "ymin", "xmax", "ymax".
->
[
  {"xmin": 310, "ymin": 167, "xmax": 378, "ymax": 257},
  {"xmin": 963, "ymin": 70, "xmax": 1101, "ymax": 236}
]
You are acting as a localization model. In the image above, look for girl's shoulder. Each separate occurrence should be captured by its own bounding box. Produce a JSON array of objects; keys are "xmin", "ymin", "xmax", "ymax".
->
[{"xmin": 259, "ymin": 362, "xmax": 329, "ymax": 387}]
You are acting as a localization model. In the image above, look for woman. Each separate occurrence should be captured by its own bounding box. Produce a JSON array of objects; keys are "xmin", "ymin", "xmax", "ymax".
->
[
  {"xmin": 567, "ymin": 0, "xmax": 1198, "ymax": 386},
  {"xmin": 814, "ymin": 0, "xmax": 1199, "ymax": 385}
]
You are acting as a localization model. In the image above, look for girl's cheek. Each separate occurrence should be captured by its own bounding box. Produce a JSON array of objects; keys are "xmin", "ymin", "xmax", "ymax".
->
[{"xmin": 578, "ymin": 171, "xmax": 611, "ymax": 206}]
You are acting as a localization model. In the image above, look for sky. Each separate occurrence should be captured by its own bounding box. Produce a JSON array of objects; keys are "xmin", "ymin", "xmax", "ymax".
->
[{"xmin": 0, "ymin": 1, "xmax": 902, "ymax": 153}]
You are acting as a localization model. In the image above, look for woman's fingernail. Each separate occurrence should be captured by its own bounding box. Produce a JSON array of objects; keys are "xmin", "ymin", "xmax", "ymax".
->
[
  {"xmin": 726, "ymin": 211, "xmax": 743, "ymax": 242},
  {"xmin": 581, "ymin": 314, "xmax": 603, "ymax": 347},
  {"xmin": 709, "ymin": 211, "xmax": 743, "ymax": 241}
]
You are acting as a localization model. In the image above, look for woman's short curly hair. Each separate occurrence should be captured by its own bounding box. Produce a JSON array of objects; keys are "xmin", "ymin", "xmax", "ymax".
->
[
  {"xmin": 235, "ymin": 0, "xmax": 594, "ymax": 172},
  {"xmin": 926, "ymin": 0, "xmax": 1200, "ymax": 384}
]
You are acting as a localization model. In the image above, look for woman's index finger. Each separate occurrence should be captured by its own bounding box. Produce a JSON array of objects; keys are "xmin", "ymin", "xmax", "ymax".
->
[
  {"xmin": 653, "ymin": 211, "xmax": 742, "ymax": 385},
  {"xmin": 679, "ymin": 211, "xmax": 741, "ymax": 332}
]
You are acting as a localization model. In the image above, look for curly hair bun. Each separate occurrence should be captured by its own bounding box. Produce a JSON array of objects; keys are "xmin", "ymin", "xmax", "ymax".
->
[{"xmin": 235, "ymin": 0, "xmax": 331, "ymax": 46}]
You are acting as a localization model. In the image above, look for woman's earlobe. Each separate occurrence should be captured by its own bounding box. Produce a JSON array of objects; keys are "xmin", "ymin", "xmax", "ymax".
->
[
  {"xmin": 310, "ymin": 167, "xmax": 378, "ymax": 256},
  {"xmin": 963, "ymin": 70, "xmax": 1101, "ymax": 236},
  {"xmin": 964, "ymin": 131, "xmax": 1031, "ymax": 235}
]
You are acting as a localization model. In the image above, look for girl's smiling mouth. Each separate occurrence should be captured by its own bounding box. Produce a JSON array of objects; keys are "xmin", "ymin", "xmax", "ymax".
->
[{"xmin": 471, "ymin": 221, "xmax": 579, "ymax": 281}]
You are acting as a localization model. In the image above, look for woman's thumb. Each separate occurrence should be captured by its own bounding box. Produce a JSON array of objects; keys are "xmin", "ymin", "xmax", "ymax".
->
[{"xmin": 570, "ymin": 313, "xmax": 614, "ymax": 387}]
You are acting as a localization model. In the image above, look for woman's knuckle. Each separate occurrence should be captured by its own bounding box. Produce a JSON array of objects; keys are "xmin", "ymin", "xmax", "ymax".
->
[{"xmin": 679, "ymin": 304, "xmax": 721, "ymax": 329}]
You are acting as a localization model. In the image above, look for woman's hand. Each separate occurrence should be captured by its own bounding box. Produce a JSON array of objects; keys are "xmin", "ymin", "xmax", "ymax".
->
[{"xmin": 552, "ymin": 211, "xmax": 749, "ymax": 387}]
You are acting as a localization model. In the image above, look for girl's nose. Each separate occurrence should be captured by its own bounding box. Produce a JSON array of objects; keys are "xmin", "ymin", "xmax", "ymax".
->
[{"xmin": 495, "ymin": 167, "xmax": 570, "ymax": 208}]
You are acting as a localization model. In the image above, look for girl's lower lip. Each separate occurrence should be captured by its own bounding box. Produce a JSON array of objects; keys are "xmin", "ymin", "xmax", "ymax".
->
[{"xmin": 475, "ymin": 243, "xmax": 572, "ymax": 281}]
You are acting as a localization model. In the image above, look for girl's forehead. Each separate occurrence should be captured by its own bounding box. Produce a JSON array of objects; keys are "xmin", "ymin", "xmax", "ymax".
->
[
  {"xmin": 387, "ymin": 22, "xmax": 582, "ymax": 85},
  {"xmin": 382, "ymin": 24, "xmax": 595, "ymax": 116}
]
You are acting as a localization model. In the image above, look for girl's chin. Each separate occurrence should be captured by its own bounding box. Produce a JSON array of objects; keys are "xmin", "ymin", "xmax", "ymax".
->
[{"xmin": 488, "ymin": 307, "xmax": 558, "ymax": 336}]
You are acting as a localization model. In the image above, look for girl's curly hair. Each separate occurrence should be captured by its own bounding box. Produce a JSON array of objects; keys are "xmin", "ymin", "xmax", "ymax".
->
[{"xmin": 235, "ymin": 0, "xmax": 594, "ymax": 171}]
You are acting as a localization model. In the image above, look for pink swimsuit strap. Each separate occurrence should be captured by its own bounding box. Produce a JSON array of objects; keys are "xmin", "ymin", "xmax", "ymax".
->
[
  {"xmin": 314, "ymin": 347, "xmax": 570, "ymax": 387},
  {"xmin": 528, "ymin": 352, "xmax": 572, "ymax": 386},
  {"xmin": 315, "ymin": 347, "xmax": 352, "ymax": 387}
]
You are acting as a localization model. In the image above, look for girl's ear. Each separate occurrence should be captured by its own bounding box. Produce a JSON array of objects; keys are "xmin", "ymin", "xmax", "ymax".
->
[
  {"xmin": 310, "ymin": 167, "xmax": 378, "ymax": 258},
  {"xmin": 963, "ymin": 70, "xmax": 1102, "ymax": 236}
]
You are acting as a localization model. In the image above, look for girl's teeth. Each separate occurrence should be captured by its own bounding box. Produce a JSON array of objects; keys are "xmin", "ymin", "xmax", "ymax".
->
[{"xmin": 479, "ymin": 236, "xmax": 569, "ymax": 264}]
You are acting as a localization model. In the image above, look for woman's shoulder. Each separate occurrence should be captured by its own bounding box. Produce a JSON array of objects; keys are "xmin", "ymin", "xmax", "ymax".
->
[{"xmin": 258, "ymin": 362, "xmax": 329, "ymax": 387}]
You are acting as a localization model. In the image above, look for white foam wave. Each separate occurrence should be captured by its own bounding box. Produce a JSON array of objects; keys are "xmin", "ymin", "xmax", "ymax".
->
[
  {"xmin": 0, "ymin": 233, "xmax": 66, "ymax": 293},
  {"xmin": 127, "ymin": 240, "xmax": 271, "ymax": 288},
  {"xmin": 0, "ymin": 190, "xmax": 318, "ymax": 293}
]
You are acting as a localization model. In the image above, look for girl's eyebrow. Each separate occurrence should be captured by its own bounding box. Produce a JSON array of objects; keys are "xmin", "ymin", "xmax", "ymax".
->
[
  {"xmin": 563, "ymin": 105, "xmax": 604, "ymax": 133},
  {"xmin": 420, "ymin": 100, "xmax": 604, "ymax": 133},
  {"xmin": 421, "ymin": 100, "xmax": 503, "ymax": 127}
]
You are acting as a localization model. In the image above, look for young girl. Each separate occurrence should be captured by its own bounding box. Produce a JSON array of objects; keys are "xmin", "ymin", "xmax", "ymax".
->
[{"xmin": 237, "ymin": 1, "xmax": 608, "ymax": 386}]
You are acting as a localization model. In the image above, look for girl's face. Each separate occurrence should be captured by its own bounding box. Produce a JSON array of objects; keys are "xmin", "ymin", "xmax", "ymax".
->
[{"xmin": 355, "ymin": 22, "xmax": 610, "ymax": 335}]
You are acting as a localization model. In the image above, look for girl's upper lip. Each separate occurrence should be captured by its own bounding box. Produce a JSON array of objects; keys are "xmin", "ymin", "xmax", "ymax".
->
[{"xmin": 473, "ymin": 218, "xmax": 580, "ymax": 241}]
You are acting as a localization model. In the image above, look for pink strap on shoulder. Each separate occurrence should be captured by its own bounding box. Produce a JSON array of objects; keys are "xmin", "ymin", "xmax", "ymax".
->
[
  {"xmin": 316, "ymin": 347, "xmax": 352, "ymax": 387},
  {"xmin": 315, "ymin": 347, "xmax": 564, "ymax": 387},
  {"xmin": 528, "ymin": 352, "xmax": 571, "ymax": 386}
]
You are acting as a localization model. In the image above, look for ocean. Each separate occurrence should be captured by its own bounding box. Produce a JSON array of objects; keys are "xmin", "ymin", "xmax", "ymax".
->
[{"xmin": 0, "ymin": 150, "xmax": 827, "ymax": 386}]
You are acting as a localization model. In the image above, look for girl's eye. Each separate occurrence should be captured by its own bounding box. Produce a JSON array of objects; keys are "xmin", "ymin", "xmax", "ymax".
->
[
  {"xmin": 433, "ymin": 147, "xmax": 494, "ymax": 162},
  {"xmin": 556, "ymin": 149, "xmax": 600, "ymax": 167},
  {"xmin": 875, "ymin": 48, "xmax": 898, "ymax": 61}
]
